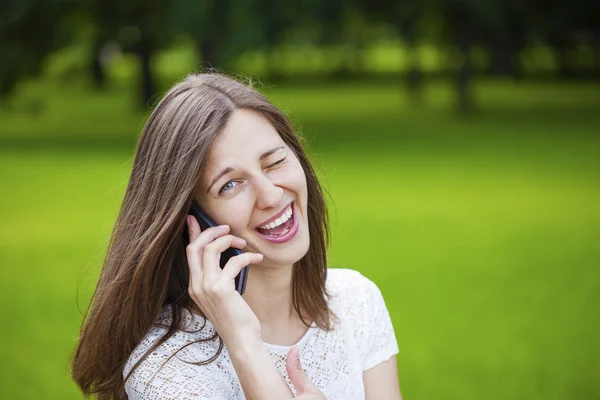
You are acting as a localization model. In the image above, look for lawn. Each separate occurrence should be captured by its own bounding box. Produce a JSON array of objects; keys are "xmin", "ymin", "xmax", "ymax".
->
[{"xmin": 0, "ymin": 74, "xmax": 599, "ymax": 399}]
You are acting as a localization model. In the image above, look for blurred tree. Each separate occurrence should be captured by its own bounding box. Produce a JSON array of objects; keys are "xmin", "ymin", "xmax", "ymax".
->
[
  {"xmin": 85, "ymin": 0, "xmax": 119, "ymax": 89},
  {"xmin": 168, "ymin": 0, "xmax": 231, "ymax": 71},
  {"xmin": 399, "ymin": 5, "xmax": 424, "ymax": 103},
  {"xmin": 168, "ymin": 0, "xmax": 298, "ymax": 77},
  {"xmin": 361, "ymin": 0, "xmax": 425, "ymax": 103},
  {"xmin": 199, "ymin": 0, "xmax": 231, "ymax": 70},
  {"xmin": 85, "ymin": 0, "xmax": 175, "ymax": 107},
  {"xmin": 232, "ymin": 0, "xmax": 348, "ymax": 79},
  {"xmin": 485, "ymin": 1, "xmax": 529, "ymax": 79},
  {"xmin": 434, "ymin": 0, "xmax": 503, "ymax": 113},
  {"xmin": 254, "ymin": 0, "xmax": 298, "ymax": 78},
  {"xmin": 298, "ymin": 0, "xmax": 369, "ymax": 78},
  {"xmin": 3, "ymin": 0, "xmax": 599, "ymax": 110},
  {"xmin": 0, "ymin": 0, "xmax": 75, "ymax": 102},
  {"xmin": 533, "ymin": 0, "xmax": 600, "ymax": 79}
]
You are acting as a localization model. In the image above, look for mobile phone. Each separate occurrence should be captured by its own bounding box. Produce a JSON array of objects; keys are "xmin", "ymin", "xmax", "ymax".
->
[{"xmin": 184, "ymin": 201, "xmax": 249, "ymax": 295}]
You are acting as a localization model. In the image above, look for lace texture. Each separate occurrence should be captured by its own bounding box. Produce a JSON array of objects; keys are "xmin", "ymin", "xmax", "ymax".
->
[{"xmin": 123, "ymin": 268, "xmax": 399, "ymax": 399}]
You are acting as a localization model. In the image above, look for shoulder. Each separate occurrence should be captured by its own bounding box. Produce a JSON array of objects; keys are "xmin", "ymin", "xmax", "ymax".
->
[
  {"xmin": 123, "ymin": 306, "xmax": 229, "ymax": 398},
  {"xmin": 123, "ymin": 306, "xmax": 216, "ymax": 372},
  {"xmin": 326, "ymin": 269, "xmax": 399, "ymax": 370},
  {"xmin": 325, "ymin": 268, "xmax": 385, "ymax": 313},
  {"xmin": 326, "ymin": 268, "xmax": 380, "ymax": 297}
]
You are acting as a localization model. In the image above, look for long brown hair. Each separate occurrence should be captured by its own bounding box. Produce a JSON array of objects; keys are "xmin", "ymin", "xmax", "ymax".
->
[{"xmin": 70, "ymin": 73, "xmax": 334, "ymax": 399}]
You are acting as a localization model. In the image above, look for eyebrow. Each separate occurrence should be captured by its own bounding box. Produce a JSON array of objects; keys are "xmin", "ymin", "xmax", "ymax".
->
[{"xmin": 206, "ymin": 146, "xmax": 285, "ymax": 193}]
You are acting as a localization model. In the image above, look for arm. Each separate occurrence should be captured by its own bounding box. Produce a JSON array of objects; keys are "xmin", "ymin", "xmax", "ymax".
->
[
  {"xmin": 186, "ymin": 219, "xmax": 294, "ymax": 400},
  {"xmin": 227, "ymin": 337, "xmax": 294, "ymax": 400},
  {"xmin": 364, "ymin": 356, "xmax": 402, "ymax": 400},
  {"xmin": 124, "ymin": 340, "xmax": 292, "ymax": 400},
  {"xmin": 358, "ymin": 274, "xmax": 402, "ymax": 400},
  {"xmin": 128, "ymin": 220, "xmax": 301, "ymax": 400},
  {"xmin": 213, "ymin": 342, "xmax": 327, "ymax": 400}
]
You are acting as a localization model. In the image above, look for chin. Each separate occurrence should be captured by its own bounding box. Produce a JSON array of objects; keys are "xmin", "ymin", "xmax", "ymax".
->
[
  {"xmin": 269, "ymin": 243, "xmax": 310, "ymax": 268},
  {"xmin": 253, "ymin": 228, "xmax": 310, "ymax": 268}
]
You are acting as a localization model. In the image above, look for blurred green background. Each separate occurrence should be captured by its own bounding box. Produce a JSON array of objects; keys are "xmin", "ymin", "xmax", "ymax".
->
[{"xmin": 1, "ymin": 1, "xmax": 600, "ymax": 399}]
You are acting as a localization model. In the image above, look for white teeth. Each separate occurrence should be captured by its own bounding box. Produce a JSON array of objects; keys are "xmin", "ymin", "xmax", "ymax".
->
[{"xmin": 259, "ymin": 205, "xmax": 293, "ymax": 230}]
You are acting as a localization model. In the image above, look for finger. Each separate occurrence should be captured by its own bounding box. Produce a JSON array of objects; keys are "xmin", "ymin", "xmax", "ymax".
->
[
  {"xmin": 186, "ymin": 217, "xmax": 229, "ymax": 283},
  {"xmin": 186, "ymin": 214, "xmax": 201, "ymax": 243},
  {"xmin": 186, "ymin": 215, "xmax": 230, "ymax": 248},
  {"xmin": 220, "ymin": 252, "xmax": 263, "ymax": 283},
  {"xmin": 286, "ymin": 346, "xmax": 320, "ymax": 396},
  {"xmin": 202, "ymin": 234, "xmax": 247, "ymax": 282}
]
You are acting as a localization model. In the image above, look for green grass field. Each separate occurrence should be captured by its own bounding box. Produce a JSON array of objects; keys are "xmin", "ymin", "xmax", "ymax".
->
[{"xmin": 1, "ymin": 74, "xmax": 599, "ymax": 399}]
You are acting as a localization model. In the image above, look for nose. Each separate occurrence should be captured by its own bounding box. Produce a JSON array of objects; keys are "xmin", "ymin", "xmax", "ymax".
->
[{"xmin": 254, "ymin": 175, "xmax": 284, "ymax": 210}]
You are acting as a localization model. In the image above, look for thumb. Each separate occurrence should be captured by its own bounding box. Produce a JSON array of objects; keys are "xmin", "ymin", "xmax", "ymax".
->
[{"xmin": 286, "ymin": 346, "xmax": 320, "ymax": 396}]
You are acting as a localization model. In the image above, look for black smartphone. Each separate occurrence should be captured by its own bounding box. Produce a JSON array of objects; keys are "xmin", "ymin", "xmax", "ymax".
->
[{"xmin": 184, "ymin": 201, "xmax": 249, "ymax": 295}]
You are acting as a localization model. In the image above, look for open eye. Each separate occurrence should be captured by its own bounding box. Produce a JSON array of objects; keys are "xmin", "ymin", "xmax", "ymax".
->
[{"xmin": 219, "ymin": 180, "xmax": 239, "ymax": 195}]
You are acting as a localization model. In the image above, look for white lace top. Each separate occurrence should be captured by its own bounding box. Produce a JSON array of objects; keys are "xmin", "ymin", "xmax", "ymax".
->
[{"xmin": 123, "ymin": 268, "xmax": 399, "ymax": 399}]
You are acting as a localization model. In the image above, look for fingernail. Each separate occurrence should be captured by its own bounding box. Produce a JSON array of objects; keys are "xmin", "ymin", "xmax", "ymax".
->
[{"xmin": 219, "ymin": 224, "xmax": 229, "ymax": 229}]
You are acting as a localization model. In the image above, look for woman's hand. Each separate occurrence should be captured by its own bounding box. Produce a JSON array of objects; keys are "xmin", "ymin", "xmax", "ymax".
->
[
  {"xmin": 185, "ymin": 215, "xmax": 264, "ymax": 345},
  {"xmin": 286, "ymin": 346, "xmax": 327, "ymax": 399}
]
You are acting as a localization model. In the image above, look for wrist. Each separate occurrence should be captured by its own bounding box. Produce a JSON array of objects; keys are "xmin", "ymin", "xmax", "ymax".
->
[
  {"xmin": 220, "ymin": 322, "xmax": 262, "ymax": 347},
  {"xmin": 225, "ymin": 334, "xmax": 264, "ymax": 361},
  {"xmin": 225, "ymin": 335, "xmax": 293, "ymax": 399}
]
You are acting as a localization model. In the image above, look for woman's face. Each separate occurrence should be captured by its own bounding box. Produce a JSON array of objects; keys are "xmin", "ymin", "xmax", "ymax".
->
[{"xmin": 195, "ymin": 108, "xmax": 310, "ymax": 268}]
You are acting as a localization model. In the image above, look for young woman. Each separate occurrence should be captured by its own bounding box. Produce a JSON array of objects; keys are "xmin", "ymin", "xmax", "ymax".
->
[{"xmin": 71, "ymin": 73, "xmax": 402, "ymax": 399}]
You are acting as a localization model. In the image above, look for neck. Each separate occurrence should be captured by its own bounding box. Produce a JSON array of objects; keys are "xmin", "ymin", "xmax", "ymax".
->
[{"xmin": 242, "ymin": 263, "xmax": 297, "ymax": 327}]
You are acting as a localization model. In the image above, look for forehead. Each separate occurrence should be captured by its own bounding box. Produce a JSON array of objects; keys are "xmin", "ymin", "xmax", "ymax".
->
[{"xmin": 205, "ymin": 108, "xmax": 284, "ymax": 170}]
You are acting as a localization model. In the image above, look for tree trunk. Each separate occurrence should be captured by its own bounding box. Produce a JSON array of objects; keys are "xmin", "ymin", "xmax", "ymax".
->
[
  {"xmin": 199, "ymin": 36, "xmax": 222, "ymax": 70},
  {"xmin": 592, "ymin": 34, "xmax": 600, "ymax": 80},
  {"xmin": 491, "ymin": 38, "xmax": 516, "ymax": 77},
  {"xmin": 556, "ymin": 46, "xmax": 572, "ymax": 79},
  {"xmin": 264, "ymin": 47, "xmax": 283, "ymax": 80},
  {"xmin": 490, "ymin": 23, "xmax": 524, "ymax": 80},
  {"xmin": 91, "ymin": 38, "xmax": 105, "ymax": 89},
  {"xmin": 138, "ymin": 37, "xmax": 155, "ymax": 108},
  {"xmin": 455, "ymin": 23, "xmax": 473, "ymax": 114},
  {"xmin": 404, "ymin": 28, "xmax": 422, "ymax": 104},
  {"xmin": 197, "ymin": 0, "xmax": 229, "ymax": 71}
]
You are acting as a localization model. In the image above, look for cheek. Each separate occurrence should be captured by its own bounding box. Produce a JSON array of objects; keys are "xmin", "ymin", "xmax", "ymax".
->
[
  {"xmin": 288, "ymin": 159, "xmax": 308, "ymax": 194},
  {"xmin": 297, "ymin": 173, "xmax": 308, "ymax": 203},
  {"xmin": 212, "ymin": 195, "xmax": 254, "ymax": 231}
]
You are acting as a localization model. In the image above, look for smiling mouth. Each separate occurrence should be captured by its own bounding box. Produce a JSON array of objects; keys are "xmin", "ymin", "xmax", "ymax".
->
[{"xmin": 256, "ymin": 203, "xmax": 295, "ymax": 238}]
